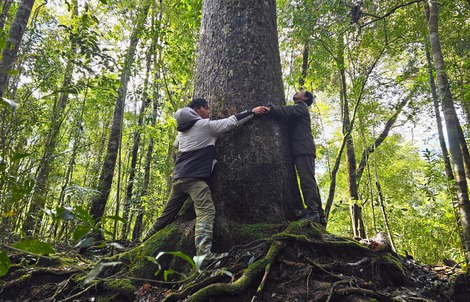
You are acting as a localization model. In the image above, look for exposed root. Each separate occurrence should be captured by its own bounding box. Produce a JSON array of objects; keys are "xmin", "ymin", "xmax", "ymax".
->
[
  {"xmin": 1, "ymin": 221, "xmax": 458, "ymax": 302},
  {"xmin": 185, "ymin": 240, "xmax": 284, "ymax": 302}
]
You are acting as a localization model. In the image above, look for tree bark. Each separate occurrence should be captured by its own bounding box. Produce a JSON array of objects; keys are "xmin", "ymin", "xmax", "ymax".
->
[
  {"xmin": 0, "ymin": 0, "xmax": 35, "ymax": 98},
  {"xmin": 121, "ymin": 49, "xmax": 152, "ymax": 240},
  {"xmin": 193, "ymin": 0, "xmax": 301, "ymax": 250},
  {"xmin": 424, "ymin": 41, "xmax": 453, "ymax": 181},
  {"xmin": 427, "ymin": 0, "xmax": 470, "ymax": 261},
  {"xmin": 89, "ymin": 0, "xmax": 152, "ymax": 221}
]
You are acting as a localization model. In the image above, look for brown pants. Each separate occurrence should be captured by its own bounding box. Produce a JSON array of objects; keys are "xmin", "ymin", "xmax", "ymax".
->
[{"xmin": 143, "ymin": 178, "xmax": 215, "ymax": 255}]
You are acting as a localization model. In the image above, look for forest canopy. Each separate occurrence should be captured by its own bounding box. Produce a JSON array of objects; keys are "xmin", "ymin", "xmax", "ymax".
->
[{"xmin": 0, "ymin": 0, "xmax": 469, "ymax": 269}]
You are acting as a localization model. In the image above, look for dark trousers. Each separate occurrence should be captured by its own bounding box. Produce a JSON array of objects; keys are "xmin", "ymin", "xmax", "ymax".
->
[{"xmin": 294, "ymin": 155, "xmax": 325, "ymax": 217}]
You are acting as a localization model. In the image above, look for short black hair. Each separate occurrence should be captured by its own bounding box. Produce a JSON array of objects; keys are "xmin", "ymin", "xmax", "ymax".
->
[
  {"xmin": 187, "ymin": 98, "xmax": 208, "ymax": 109},
  {"xmin": 304, "ymin": 91, "xmax": 314, "ymax": 106}
]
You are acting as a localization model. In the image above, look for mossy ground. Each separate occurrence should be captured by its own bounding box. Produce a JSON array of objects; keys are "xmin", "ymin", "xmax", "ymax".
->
[{"xmin": 0, "ymin": 220, "xmax": 464, "ymax": 301}]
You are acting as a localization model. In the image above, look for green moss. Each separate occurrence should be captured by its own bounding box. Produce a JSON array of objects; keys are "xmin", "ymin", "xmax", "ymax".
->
[
  {"xmin": 231, "ymin": 223, "xmax": 285, "ymax": 243},
  {"xmin": 325, "ymin": 237, "xmax": 371, "ymax": 252},
  {"xmin": 125, "ymin": 225, "xmax": 192, "ymax": 279},
  {"xmin": 103, "ymin": 278, "xmax": 136, "ymax": 295},
  {"xmin": 380, "ymin": 253, "xmax": 406, "ymax": 276},
  {"xmin": 272, "ymin": 220, "xmax": 323, "ymax": 241},
  {"xmin": 97, "ymin": 294, "xmax": 119, "ymax": 302}
]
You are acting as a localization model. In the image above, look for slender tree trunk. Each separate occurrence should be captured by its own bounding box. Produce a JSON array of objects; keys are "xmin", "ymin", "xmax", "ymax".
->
[
  {"xmin": 356, "ymin": 96, "xmax": 411, "ymax": 184},
  {"xmin": 133, "ymin": 2, "xmax": 164, "ymax": 240},
  {"xmin": 132, "ymin": 96, "xmax": 159, "ymax": 241},
  {"xmin": 121, "ymin": 53, "xmax": 152, "ymax": 239},
  {"xmin": 375, "ymin": 177, "xmax": 396, "ymax": 252},
  {"xmin": 54, "ymin": 90, "xmax": 88, "ymax": 238},
  {"xmin": 0, "ymin": 0, "xmax": 13, "ymax": 30},
  {"xmin": 193, "ymin": 0, "xmax": 301, "ymax": 250},
  {"xmin": 89, "ymin": 0, "xmax": 152, "ymax": 221},
  {"xmin": 0, "ymin": 0, "xmax": 35, "ymax": 98},
  {"xmin": 427, "ymin": 0, "xmax": 470, "ymax": 261},
  {"xmin": 22, "ymin": 0, "xmax": 78, "ymax": 235},
  {"xmin": 424, "ymin": 42, "xmax": 453, "ymax": 180},
  {"xmin": 132, "ymin": 133, "xmax": 153, "ymax": 241},
  {"xmin": 337, "ymin": 35, "xmax": 363, "ymax": 238}
]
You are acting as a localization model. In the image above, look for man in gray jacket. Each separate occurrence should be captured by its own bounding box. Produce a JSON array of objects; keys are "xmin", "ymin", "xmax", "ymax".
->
[
  {"xmin": 267, "ymin": 91, "xmax": 326, "ymax": 226},
  {"xmin": 143, "ymin": 98, "xmax": 268, "ymax": 260}
]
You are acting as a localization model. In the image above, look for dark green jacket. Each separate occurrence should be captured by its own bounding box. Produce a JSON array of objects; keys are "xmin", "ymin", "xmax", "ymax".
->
[{"xmin": 269, "ymin": 101, "xmax": 316, "ymax": 158}]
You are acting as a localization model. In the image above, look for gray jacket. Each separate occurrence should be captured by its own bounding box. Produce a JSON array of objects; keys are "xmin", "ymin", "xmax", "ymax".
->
[{"xmin": 172, "ymin": 107, "xmax": 254, "ymax": 179}]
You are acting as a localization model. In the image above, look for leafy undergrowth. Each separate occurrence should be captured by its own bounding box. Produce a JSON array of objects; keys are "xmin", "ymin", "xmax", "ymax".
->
[{"xmin": 1, "ymin": 220, "xmax": 469, "ymax": 302}]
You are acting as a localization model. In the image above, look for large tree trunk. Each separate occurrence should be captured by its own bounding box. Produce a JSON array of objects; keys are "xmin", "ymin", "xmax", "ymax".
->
[
  {"xmin": 193, "ymin": 0, "xmax": 301, "ymax": 251},
  {"xmin": 427, "ymin": 0, "xmax": 470, "ymax": 261},
  {"xmin": 0, "ymin": 0, "xmax": 35, "ymax": 98},
  {"xmin": 89, "ymin": 0, "xmax": 151, "ymax": 221}
]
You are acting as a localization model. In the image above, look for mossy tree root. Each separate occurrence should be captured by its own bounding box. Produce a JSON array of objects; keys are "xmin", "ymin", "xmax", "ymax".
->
[{"xmin": 183, "ymin": 240, "xmax": 284, "ymax": 302}]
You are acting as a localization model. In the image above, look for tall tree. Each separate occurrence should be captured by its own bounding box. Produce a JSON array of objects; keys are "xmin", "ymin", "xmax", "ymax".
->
[
  {"xmin": 192, "ymin": 0, "xmax": 302, "ymax": 249},
  {"xmin": 0, "ymin": 0, "xmax": 35, "ymax": 98},
  {"xmin": 89, "ymin": 0, "xmax": 152, "ymax": 221},
  {"xmin": 427, "ymin": 0, "xmax": 470, "ymax": 261},
  {"xmin": 22, "ymin": 0, "xmax": 79, "ymax": 235}
]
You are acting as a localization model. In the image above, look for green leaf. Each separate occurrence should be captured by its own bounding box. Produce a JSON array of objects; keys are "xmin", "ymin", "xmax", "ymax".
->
[
  {"xmin": 218, "ymin": 269, "xmax": 233, "ymax": 278},
  {"xmin": 12, "ymin": 239, "xmax": 55, "ymax": 255},
  {"xmin": 0, "ymin": 211, "xmax": 16, "ymax": 218},
  {"xmin": 84, "ymin": 261, "xmax": 122, "ymax": 284},
  {"xmin": 152, "ymin": 251, "xmax": 198, "ymax": 278},
  {"xmin": 11, "ymin": 153, "xmax": 30, "ymax": 161},
  {"xmin": 59, "ymin": 207, "xmax": 75, "ymax": 220},
  {"xmin": 0, "ymin": 251, "xmax": 11, "ymax": 277},
  {"xmin": 107, "ymin": 242, "xmax": 125, "ymax": 250},
  {"xmin": 73, "ymin": 225, "xmax": 91, "ymax": 241},
  {"xmin": 193, "ymin": 255, "xmax": 205, "ymax": 271},
  {"xmin": 74, "ymin": 237, "xmax": 94, "ymax": 249},
  {"xmin": 145, "ymin": 256, "xmax": 158, "ymax": 264},
  {"xmin": 156, "ymin": 251, "xmax": 196, "ymax": 270},
  {"xmin": 73, "ymin": 205, "xmax": 95, "ymax": 226},
  {"xmin": 102, "ymin": 215, "xmax": 126, "ymax": 223},
  {"xmin": 163, "ymin": 268, "xmax": 187, "ymax": 281},
  {"xmin": 1, "ymin": 97, "xmax": 18, "ymax": 109}
]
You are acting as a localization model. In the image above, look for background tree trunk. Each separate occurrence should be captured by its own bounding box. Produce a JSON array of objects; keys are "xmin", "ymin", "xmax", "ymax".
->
[
  {"xmin": 89, "ymin": 0, "xmax": 151, "ymax": 221},
  {"xmin": 193, "ymin": 0, "xmax": 301, "ymax": 251},
  {"xmin": 22, "ymin": 0, "xmax": 78, "ymax": 235},
  {"xmin": 0, "ymin": 0, "xmax": 13, "ymax": 30},
  {"xmin": 427, "ymin": 0, "xmax": 470, "ymax": 261},
  {"xmin": 0, "ymin": 0, "xmax": 35, "ymax": 98}
]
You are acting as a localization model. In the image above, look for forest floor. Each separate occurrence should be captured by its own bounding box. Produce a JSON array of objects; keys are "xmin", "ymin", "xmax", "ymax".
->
[{"xmin": 1, "ymin": 220, "xmax": 469, "ymax": 302}]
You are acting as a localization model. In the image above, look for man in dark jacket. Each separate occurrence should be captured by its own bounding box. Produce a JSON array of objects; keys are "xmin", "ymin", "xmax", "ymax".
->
[
  {"xmin": 267, "ymin": 91, "xmax": 326, "ymax": 225},
  {"xmin": 143, "ymin": 98, "xmax": 268, "ymax": 260}
]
